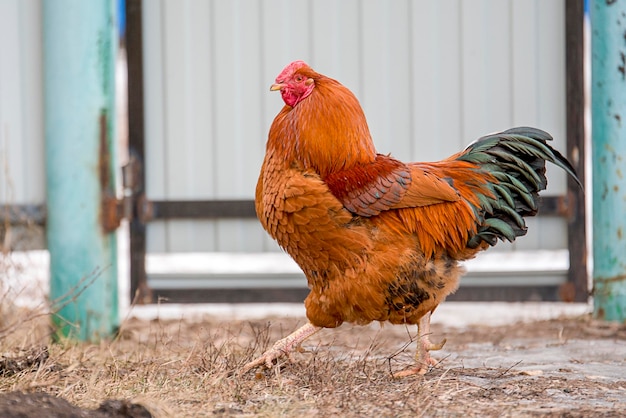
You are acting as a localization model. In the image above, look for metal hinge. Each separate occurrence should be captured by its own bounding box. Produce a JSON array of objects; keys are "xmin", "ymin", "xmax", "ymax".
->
[{"xmin": 101, "ymin": 156, "xmax": 141, "ymax": 233}]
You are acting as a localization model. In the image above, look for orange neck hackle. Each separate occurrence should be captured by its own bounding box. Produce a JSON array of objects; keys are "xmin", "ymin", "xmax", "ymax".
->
[{"xmin": 268, "ymin": 65, "xmax": 377, "ymax": 179}]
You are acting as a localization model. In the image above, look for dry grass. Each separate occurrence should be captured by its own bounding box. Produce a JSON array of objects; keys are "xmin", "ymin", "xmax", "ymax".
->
[
  {"xmin": 0, "ymin": 296, "xmax": 624, "ymax": 417},
  {"xmin": 0, "ymin": 312, "xmax": 427, "ymax": 417},
  {"xmin": 0, "ymin": 307, "xmax": 445, "ymax": 417}
]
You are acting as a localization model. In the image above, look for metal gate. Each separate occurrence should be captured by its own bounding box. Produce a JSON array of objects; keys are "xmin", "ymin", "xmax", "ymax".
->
[{"xmin": 124, "ymin": 0, "xmax": 586, "ymax": 304}]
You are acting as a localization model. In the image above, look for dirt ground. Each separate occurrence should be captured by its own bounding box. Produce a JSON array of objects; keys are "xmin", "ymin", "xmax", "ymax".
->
[{"xmin": 0, "ymin": 309, "xmax": 624, "ymax": 417}]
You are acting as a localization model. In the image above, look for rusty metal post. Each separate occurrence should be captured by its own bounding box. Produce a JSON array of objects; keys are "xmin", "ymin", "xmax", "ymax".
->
[
  {"xmin": 590, "ymin": 0, "xmax": 626, "ymax": 321},
  {"xmin": 43, "ymin": 0, "xmax": 119, "ymax": 340}
]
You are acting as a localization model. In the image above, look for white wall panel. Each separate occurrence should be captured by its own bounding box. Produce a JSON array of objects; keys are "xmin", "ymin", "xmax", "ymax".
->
[
  {"xmin": 411, "ymin": 0, "xmax": 464, "ymax": 162},
  {"xmin": 0, "ymin": 0, "xmax": 44, "ymax": 205},
  {"xmin": 143, "ymin": 0, "xmax": 568, "ymax": 253}
]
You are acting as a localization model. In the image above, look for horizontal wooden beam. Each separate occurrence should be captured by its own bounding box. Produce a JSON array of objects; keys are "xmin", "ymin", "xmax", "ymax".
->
[
  {"xmin": 0, "ymin": 204, "xmax": 47, "ymax": 225},
  {"xmin": 139, "ymin": 195, "xmax": 568, "ymax": 221},
  {"xmin": 140, "ymin": 199, "xmax": 257, "ymax": 221}
]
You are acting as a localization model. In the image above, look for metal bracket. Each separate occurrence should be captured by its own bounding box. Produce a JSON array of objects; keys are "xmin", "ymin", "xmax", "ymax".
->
[{"xmin": 101, "ymin": 157, "xmax": 140, "ymax": 233}]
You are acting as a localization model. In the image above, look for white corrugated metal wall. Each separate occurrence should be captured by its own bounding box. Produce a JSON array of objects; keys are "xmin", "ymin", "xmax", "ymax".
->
[
  {"xmin": 0, "ymin": 0, "xmax": 44, "ymax": 206},
  {"xmin": 142, "ymin": 0, "xmax": 567, "ymax": 255},
  {"xmin": 0, "ymin": 0, "xmax": 44, "ymax": 249}
]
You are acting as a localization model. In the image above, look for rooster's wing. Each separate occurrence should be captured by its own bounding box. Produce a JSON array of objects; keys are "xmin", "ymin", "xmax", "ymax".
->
[{"xmin": 324, "ymin": 154, "xmax": 462, "ymax": 217}]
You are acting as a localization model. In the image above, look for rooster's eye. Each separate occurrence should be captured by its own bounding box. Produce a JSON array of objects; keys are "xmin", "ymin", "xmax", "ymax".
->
[{"xmin": 295, "ymin": 75, "xmax": 303, "ymax": 82}]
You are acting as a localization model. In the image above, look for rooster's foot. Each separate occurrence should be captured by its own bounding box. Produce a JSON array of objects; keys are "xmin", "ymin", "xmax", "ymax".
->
[
  {"xmin": 239, "ymin": 322, "xmax": 321, "ymax": 376},
  {"xmin": 393, "ymin": 335, "xmax": 446, "ymax": 378},
  {"xmin": 393, "ymin": 312, "xmax": 446, "ymax": 378}
]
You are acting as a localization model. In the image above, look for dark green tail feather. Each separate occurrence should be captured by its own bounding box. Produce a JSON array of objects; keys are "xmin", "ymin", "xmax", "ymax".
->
[{"xmin": 458, "ymin": 127, "xmax": 581, "ymax": 249}]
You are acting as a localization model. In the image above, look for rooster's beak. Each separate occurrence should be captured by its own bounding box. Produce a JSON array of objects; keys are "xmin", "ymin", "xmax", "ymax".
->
[{"xmin": 270, "ymin": 83, "xmax": 284, "ymax": 91}]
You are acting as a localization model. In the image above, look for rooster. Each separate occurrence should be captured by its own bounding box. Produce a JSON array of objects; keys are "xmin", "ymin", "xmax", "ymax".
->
[{"xmin": 243, "ymin": 60, "xmax": 581, "ymax": 377}]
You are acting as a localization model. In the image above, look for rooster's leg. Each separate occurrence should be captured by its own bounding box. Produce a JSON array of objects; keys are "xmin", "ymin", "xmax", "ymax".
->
[
  {"xmin": 239, "ymin": 322, "xmax": 322, "ymax": 375},
  {"xmin": 393, "ymin": 311, "xmax": 446, "ymax": 378}
]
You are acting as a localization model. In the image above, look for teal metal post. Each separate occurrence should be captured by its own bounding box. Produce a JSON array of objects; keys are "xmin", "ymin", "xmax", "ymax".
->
[
  {"xmin": 591, "ymin": 0, "xmax": 626, "ymax": 321},
  {"xmin": 43, "ymin": 0, "xmax": 119, "ymax": 340}
]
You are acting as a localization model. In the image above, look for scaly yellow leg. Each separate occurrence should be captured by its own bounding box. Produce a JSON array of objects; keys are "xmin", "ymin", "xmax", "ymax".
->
[
  {"xmin": 393, "ymin": 312, "xmax": 446, "ymax": 378},
  {"xmin": 239, "ymin": 322, "xmax": 322, "ymax": 375}
]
